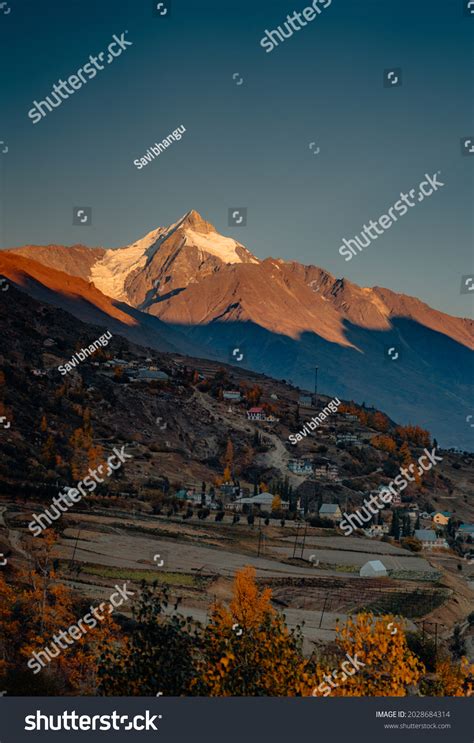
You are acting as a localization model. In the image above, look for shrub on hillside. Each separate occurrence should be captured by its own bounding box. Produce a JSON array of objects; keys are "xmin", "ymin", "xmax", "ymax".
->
[{"xmin": 401, "ymin": 537, "xmax": 422, "ymax": 553}]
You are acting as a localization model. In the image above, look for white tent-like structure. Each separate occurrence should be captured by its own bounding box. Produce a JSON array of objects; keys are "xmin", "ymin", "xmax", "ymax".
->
[{"xmin": 359, "ymin": 559, "xmax": 388, "ymax": 578}]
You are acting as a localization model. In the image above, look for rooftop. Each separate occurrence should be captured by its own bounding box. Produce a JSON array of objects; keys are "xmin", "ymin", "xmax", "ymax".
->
[
  {"xmin": 415, "ymin": 529, "xmax": 437, "ymax": 541},
  {"xmin": 319, "ymin": 504, "xmax": 341, "ymax": 514}
]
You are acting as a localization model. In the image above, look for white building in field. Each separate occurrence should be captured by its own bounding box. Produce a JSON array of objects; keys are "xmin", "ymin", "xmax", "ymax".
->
[{"xmin": 360, "ymin": 560, "xmax": 388, "ymax": 578}]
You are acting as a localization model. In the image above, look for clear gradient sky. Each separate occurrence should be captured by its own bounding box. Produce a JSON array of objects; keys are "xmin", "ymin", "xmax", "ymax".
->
[{"xmin": 0, "ymin": 0, "xmax": 472, "ymax": 317}]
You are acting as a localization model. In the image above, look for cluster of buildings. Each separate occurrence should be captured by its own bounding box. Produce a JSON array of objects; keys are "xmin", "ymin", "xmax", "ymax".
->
[
  {"xmin": 217, "ymin": 389, "xmax": 281, "ymax": 423},
  {"xmin": 414, "ymin": 513, "xmax": 474, "ymax": 551},
  {"xmin": 287, "ymin": 457, "xmax": 340, "ymax": 480},
  {"xmin": 229, "ymin": 492, "xmax": 308, "ymax": 517},
  {"xmin": 227, "ymin": 492, "xmax": 287, "ymax": 513},
  {"xmin": 288, "ymin": 458, "xmax": 314, "ymax": 476},
  {"xmin": 314, "ymin": 463, "xmax": 339, "ymax": 481},
  {"xmin": 246, "ymin": 407, "xmax": 279, "ymax": 423},
  {"xmin": 172, "ymin": 486, "xmax": 297, "ymax": 516},
  {"xmin": 413, "ymin": 511, "xmax": 472, "ymax": 550},
  {"xmin": 316, "ymin": 500, "xmax": 474, "ymax": 552},
  {"xmin": 103, "ymin": 357, "xmax": 169, "ymax": 383},
  {"xmin": 336, "ymin": 432, "xmax": 363, "ymax": 447}
]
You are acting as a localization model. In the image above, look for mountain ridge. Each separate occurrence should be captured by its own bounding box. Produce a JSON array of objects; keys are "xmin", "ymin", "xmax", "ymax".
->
[
  {"xmin": 3, "ymin": 210, "xmax": 473, "ymax": 447},
  {"xmin": 6, "ymin": 210, "xmax": 472, "ymax": 349}
]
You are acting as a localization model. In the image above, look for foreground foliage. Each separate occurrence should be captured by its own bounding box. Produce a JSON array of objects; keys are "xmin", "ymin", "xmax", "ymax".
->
[{"xmin": 1, "ymin": 555, "xmax": 473, "ymax": 697}]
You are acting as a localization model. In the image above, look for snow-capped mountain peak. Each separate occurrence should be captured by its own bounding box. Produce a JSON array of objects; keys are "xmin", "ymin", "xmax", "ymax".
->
[{"xmin": 85, "ymin": 211, "xmax": 257, "ymax": 302}]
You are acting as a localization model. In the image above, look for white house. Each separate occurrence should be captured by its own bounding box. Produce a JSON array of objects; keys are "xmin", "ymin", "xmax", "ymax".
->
[
  {"xmin": 415, "ymin": 529, "xmax": 448, "ymax": 550},
  {"xmin": 319, "ymin": 503, "xmax": 342, "ymax": 522},
  {"xmin": 231, "ymin": 492, "xmax": 287, "ymax": 512}
]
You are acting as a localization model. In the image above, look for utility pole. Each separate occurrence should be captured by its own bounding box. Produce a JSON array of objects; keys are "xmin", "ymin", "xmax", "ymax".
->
[
  {"xmin": 319, "ymin": 594, "xmax": 329, "ymax": 628},
  {"xmin": 71, "ymin": 528, "xmax": 81, "ymax": 570}
]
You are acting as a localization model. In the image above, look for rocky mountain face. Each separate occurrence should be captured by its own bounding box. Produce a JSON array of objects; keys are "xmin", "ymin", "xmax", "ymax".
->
[{"xmin": 3, "ymin": 210, "xmax": 473, "ymax": 448}]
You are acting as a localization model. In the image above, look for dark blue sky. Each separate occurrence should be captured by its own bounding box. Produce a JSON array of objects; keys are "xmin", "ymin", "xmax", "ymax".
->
[{"xmin": 0, "ymin": 0, "xmax": 472, "ymax": 317}]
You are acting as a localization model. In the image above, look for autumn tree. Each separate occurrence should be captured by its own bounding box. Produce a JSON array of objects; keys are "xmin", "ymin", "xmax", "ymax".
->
[
  {"xmin": 396, "ymin": 425, "xmax": 431, "ymax": 448},
  {"xmin": 2, "ymin": 531, "xmax": 123, "ymax": 694},
  {"xmin": 271, "ymin": 495, "xmax": 282, "ymax": 512},
  {"xmin": 427, "ymin": 657, "xmax": 474, "ymax": 697},
  {"xmin": 192, "ymin": 566, "xmax": 312, "ymax": 696},
  {"xmin": 92, "ymin": 569, "xmax": 474, "ymax": 698},
  {"xmin": 221, "ymin": 438, "xmax": 234, "ymax": 481},
  {"xmin": 245, "ymin": 385, "xmax": 262, "ymax": 406},
  {"xmin": 87, "ymin": 444, "xmax": 105, "ymax": 473},
  {"xmin": 399, "ymin": 441, "xmax": 422, "ymax": 489},
  {"xmin": 370, "ymin": 412, "xmax": 389, "ymax": 432},
  {"xmin": 371, "ymin": 435, "xmax": 397, "ymax": 454},
  {"xmin": 311, "ymin": 614, "xmax": 424, "ymax": 697},
  {"xmin": 399, "ymin": 441, "xmax": 411, "ymax": 465}
]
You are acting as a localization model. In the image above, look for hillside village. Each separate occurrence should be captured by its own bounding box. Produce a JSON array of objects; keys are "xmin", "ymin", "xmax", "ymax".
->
[{"xmin": 0, "ymin": 283, "xmax": 473, "ymax": 693}]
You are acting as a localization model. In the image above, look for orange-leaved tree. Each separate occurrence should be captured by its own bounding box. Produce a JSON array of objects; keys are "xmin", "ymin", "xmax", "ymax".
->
[
  {"xmin": 4, "ymin": 530, "xmax": 124, "ymax": 694},
  {"xmin": 371, "ymin": 435, "xmax": 397, "ymax": 454},
  {"xmin": 192, "ymin": 566, "xmax": 313, "ymax": 696},
  {"xmin": 426, "ymin": 657, "xmax": 474, "ymax": 697},
  {"xmin": 311, "ymin": 614, "xmax": 424, "ymax": 697}
]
